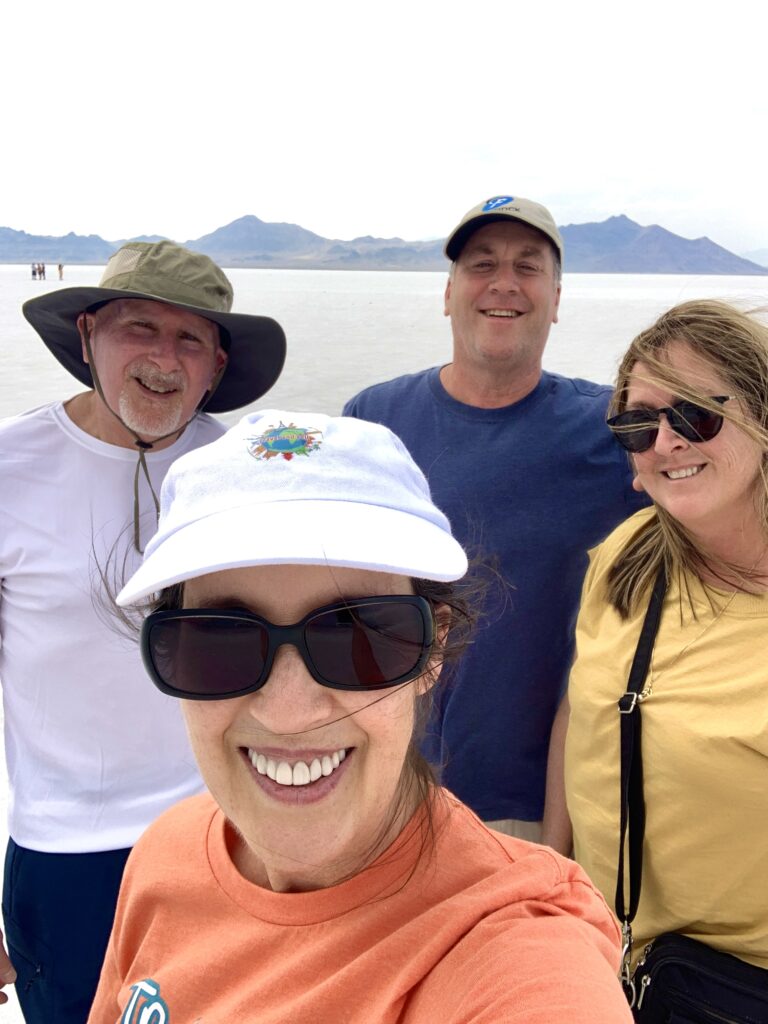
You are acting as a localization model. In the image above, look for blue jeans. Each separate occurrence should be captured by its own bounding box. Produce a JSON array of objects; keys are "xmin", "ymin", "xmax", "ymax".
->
[{"xmin": 2, "ymin": 839, "xmax": 130, "ymax": 1023}]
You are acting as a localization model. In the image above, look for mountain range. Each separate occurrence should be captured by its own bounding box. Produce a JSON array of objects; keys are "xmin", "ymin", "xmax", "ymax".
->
[
  {"xmin": 1, "ymin": 214, "xmax": 766, "ymax": 275},
  {"xmin": 744, "ymin": 248, "xmax": 768, "ymax": 267}
]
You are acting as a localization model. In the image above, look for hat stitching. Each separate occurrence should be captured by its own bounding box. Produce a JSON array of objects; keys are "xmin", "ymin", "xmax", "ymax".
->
[{"xmin": 100, "ymin": 248, "xmax": 143, "ymax": 282}]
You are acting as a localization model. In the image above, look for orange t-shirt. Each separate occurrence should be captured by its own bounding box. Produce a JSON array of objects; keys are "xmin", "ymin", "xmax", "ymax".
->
[{"xmin": 89, "ymin": 790, "xmax": 630, "ymax": 1023}]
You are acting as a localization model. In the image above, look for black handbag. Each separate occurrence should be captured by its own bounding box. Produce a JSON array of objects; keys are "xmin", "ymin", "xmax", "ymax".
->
[
  {"xmin": 632, "ymin": 933, "xmax": 768, "ymax": 1022},
  {"xmin": 616, "ymin": 568, "xmax": 768, "ymax": 1023}
]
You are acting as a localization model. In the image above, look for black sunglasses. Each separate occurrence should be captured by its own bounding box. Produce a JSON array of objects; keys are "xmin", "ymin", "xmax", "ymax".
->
[
  {"xmin": 607, "ymin": 396, "xmax": 733, "ymax": 454},
  {"xmin": 141, "ymin": 596, "xmax": 435, "ymax": 700}
]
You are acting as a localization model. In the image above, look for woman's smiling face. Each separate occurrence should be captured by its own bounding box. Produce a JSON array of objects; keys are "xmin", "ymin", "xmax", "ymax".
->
[
  {"xmin": 627, "ymin": 340, "xmax": 764, "ymax": 543},
  {"xmin": 180, "ymin": 562, "xmax": 438, "ymax": 893}
]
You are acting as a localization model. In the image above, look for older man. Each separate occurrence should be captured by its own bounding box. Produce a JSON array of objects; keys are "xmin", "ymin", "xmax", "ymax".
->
[
  {"xmin": 0, "ymin": 241, "xmax": 285, "ymax": 1021},
  {"xmin": 344, "ymin": 195, "xmax": 646, "ymax": 839}
]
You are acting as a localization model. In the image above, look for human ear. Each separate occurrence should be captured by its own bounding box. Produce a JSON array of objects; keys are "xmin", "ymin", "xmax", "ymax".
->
[
  {"xmin": 417, "ymin": 603, "xmax": 451, "ymax": 695},
  {"xmin": 207, "ymin": 346, "xmax": 228, "ymax": 391},
  {"xmin": 77, "ymin": 313, "xmax": 94, "ymax": 364},
  {"xmin": 552, "ymin": 283, "xmax": 561, "ymax": 325}
]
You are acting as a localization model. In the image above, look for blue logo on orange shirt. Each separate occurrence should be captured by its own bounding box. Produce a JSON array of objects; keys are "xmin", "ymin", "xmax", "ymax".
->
[
  {"xmin": 482, "ymin": 196, "xmax": 514, "ymax": 211},
  {"xmin": 121, "ymin": 979, "xmax": 170, "ymax": 1022}
]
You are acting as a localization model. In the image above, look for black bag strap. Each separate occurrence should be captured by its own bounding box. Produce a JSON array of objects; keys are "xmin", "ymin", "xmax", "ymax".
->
[{"xmin": 615, "ymin": 566, "xmax": 667, "ymax": 927}]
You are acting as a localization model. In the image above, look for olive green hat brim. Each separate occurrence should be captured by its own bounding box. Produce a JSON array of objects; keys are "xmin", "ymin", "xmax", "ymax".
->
[{"xmin": 22, "ymin": 286, "xmax": 286, "ymax": 414}]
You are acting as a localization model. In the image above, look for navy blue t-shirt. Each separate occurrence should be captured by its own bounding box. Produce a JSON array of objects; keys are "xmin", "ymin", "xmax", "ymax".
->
[{"xmin": 343, "ymin": 367, "xmax": 646, "ymax": 821}]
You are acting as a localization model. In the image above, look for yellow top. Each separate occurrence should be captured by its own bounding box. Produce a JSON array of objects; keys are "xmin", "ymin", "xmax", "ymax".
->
[{"xmin": 566, "ymin": 508, "xmax": 768, "ymax": 968}]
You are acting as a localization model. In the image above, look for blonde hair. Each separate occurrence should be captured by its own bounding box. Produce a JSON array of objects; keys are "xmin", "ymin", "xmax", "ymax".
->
[{"xmin": 606, "ymin": 299, "xmax": 768, "ymax": 617}]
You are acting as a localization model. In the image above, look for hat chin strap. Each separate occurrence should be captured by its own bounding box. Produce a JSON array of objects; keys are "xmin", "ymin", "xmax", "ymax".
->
[{"xmin": 82, "ymin": 323, "xmax": 224, "ymax": 554}]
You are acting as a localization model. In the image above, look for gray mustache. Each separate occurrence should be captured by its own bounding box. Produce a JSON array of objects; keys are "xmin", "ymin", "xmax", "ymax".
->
[{"xmin": 129, "ymin": 363, "xmax": 185, "ymax": 392}]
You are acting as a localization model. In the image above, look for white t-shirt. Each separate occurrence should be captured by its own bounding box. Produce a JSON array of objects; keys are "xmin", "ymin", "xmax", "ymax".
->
[{"xmin": 0, "ymin": 401, "xmax": 225, "ymax": 852}]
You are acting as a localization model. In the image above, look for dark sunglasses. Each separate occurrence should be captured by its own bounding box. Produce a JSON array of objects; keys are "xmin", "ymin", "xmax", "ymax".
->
[
  {"xmin": 607, "ymin": 396, "xmax": 733, "ymax": 453},
  {"xmin": 141, "ymin": 596, "xmax": 435, "ymax": 700}
]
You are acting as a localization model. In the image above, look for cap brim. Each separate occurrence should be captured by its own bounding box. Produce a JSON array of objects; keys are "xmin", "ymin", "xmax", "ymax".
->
[
  {"xmin": 117, "ymin": 500, "xmax": 469, "ymax": 605},
  {"xmin": 23, "ymin": 287, "xmax": 286, "ymax": 413},
  {"xmin": 444, "ymin": 215, "xmax": 512, "ymax": 261}
]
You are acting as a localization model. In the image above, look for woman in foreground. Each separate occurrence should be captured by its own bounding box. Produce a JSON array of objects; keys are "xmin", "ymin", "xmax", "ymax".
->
[
  {"xmin": 88, "ymin": 410, "xmax": 629, "ymax": 1023},
  {"xmin": 544, "ymin": 300, "xmax": 768, "ymax": 1020}
]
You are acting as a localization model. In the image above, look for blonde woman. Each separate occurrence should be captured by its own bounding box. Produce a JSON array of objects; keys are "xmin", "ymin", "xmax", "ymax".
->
[{"xmin": 544, "ymin": 300, "xmax": 768, "ymax": 1020}]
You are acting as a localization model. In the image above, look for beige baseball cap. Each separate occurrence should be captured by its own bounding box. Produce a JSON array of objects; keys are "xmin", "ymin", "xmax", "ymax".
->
[{"xmin": 444, "ymin": 195, "xmax": 563, "ymax": 262}]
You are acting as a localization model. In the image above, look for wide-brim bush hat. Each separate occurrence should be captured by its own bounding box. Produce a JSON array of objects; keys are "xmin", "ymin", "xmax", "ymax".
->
[
  {"xmin": 117, "ymin": 409, "xmax": 468, "ymax": 605},
  {"xmin": 22, "ymin": 240, "xmax": 286, "ymax": 413},
  {"xmin": 445, "ymin": 194, "xmax": 563, "ymax": 263}
]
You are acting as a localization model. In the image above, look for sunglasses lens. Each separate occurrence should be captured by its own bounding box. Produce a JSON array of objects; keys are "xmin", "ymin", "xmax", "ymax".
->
[
  {"xmin": 671, "ymin": 402, "xmax": 724, "ymax": 442},
  {"xmin": 609, "ymin": 400, "xmax": 727, "ymax": 452},
  {"xmin": 608, "ymin": 410, "xmax": 659, "ymax": 453},
  {"xmin": 143, "ymin": 599, "xmax": 434, "ymax": 698},
  {"xmin": 305, "ymin": 602, "xmax": 430, "ymax": 689},
  {"xmin": 146, "ymin": 616, "xmax": 268, "ymax": 697}
]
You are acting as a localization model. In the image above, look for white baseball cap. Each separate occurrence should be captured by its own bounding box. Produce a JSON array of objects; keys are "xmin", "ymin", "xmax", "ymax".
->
[{"xmin": 117, "ymin": 410, "xmax": 468, "ymax": 605}]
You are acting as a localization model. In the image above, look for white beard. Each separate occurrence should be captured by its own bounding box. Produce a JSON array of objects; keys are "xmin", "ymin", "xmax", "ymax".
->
[{"xmin": 118, "ymin": 363, "xmax": 188, "ymax": 440}]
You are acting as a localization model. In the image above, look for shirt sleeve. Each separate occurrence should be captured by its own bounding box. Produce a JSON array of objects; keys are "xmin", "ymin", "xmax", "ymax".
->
[
  {"xmin": 406, "ymin": 863, "xmax": 632, "ymax": 1023},
  {"xmin": 341, "ymin": 393, "xmax": 362, "ymax": 417}
]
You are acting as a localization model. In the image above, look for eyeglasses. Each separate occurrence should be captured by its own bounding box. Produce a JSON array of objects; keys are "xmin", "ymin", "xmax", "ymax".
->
[
  {"xmin": 141, "ymin": 596, "xmax": 435, "ymax": 700},
  {"xmin": 607, "ymin": 396, "xmax": 734, "ymax": 454}
]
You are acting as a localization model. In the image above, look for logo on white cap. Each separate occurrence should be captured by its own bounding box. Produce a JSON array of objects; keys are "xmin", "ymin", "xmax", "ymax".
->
[{"xmin": 247, "ymin": 422, "xmax": 323, "ymax": 462}]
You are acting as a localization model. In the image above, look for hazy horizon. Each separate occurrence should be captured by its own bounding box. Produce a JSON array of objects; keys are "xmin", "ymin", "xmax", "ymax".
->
[{"xmin": 2, "ymin": 210, "xmax": 766, "ymax": 262}]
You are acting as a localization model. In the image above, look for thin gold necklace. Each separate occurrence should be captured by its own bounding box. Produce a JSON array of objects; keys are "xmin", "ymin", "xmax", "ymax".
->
[
  {"xmin": 640, "ymin": 540, "xmax": 768, "ymax": 702},
  {"xmin": 640, "ymin": 586, "xmax": 738, "ymax": 702}
]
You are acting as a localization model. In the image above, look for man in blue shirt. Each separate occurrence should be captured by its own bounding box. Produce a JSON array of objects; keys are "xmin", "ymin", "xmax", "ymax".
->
[{"xmin": 343, "ymin": 195, "xmax": 645, "ymax": 838}]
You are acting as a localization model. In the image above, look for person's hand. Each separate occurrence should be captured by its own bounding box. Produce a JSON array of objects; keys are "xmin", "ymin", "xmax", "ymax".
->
[{"xmin": 0, "ymin": 934, "xmax": 16, "ymax": 1006}]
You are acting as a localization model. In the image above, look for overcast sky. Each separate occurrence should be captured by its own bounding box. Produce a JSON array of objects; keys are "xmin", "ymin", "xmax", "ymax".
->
[{"xmin": 4, "ymin": 0, "xmax": 767, "ymax": 255}]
